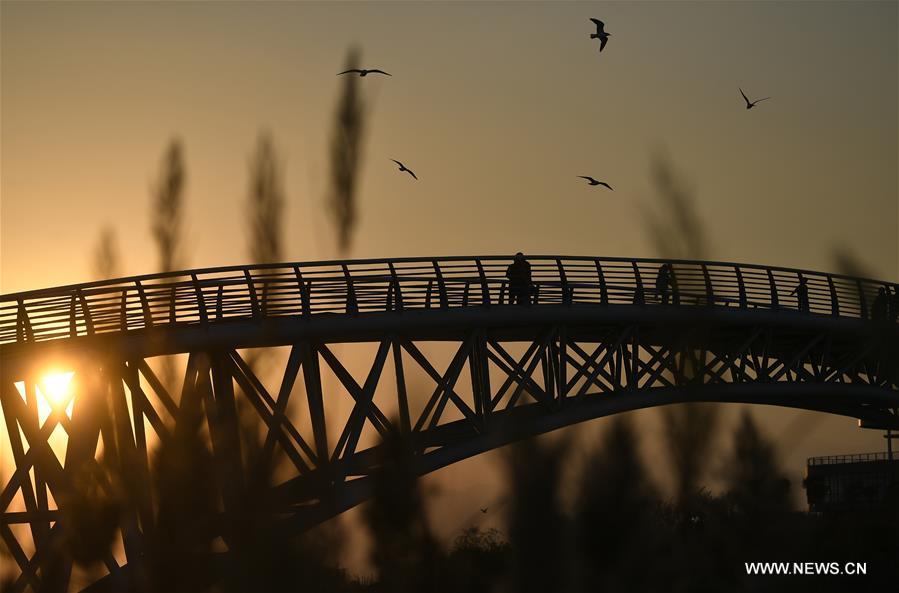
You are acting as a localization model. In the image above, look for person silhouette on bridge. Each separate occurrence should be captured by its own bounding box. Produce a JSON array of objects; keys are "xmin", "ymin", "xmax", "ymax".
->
[
  {"xmin": 655, "ymin": 263, "xmax": 673, "ymax": 305},
  {"xmin": 506, "ymin": 252, "xmax": 534, "ymax": 305},
  {"xmin": 872, "ymin": 286, "xmax": 890, "ymax": 321},
  {"xmin": 791, "ymin": 277, "xmax": 810, "ymax": 313}
]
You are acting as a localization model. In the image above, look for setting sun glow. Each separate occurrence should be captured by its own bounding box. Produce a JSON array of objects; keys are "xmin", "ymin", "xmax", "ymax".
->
[{"xmin": 40, "ymin": 371, "xmax": 74, "ymax": 407}]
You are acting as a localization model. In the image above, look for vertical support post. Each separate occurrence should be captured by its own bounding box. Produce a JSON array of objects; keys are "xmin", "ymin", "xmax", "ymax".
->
[
  {"xmin": 469, "ymin": 330, "xmax": 491, "ymax": 427},
  {"xmin": 300, "ymin": 342, "xmax": 329, "ymax": 471},
  {"xmin": 557, "ymin": 326, "xmax": 568, "ymax": 405},
  {"xmin": 107, "ymin": 363, "xmax": 145, "ymax": 572},
  {"xmin": 206, "ymin": 353, "xmax": 246, "ymax": 516},
  {"xmin": 393, "ymin": 336, "xmax": 411, "ymax": 435}
]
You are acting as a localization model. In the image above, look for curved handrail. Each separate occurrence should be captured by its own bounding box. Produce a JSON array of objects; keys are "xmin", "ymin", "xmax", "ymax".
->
[{"xmin": 1, "ymin": 255, "xmax": 896, "ymax": 347}]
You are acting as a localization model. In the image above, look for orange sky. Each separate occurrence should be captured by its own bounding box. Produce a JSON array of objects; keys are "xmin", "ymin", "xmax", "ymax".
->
[{"xmin": 2, "ymin": 1, "xmax": 896, "ymax": 294}]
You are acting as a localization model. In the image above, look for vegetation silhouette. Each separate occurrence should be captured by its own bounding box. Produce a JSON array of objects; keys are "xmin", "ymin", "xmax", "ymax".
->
[
  {"xmin": 150, "ymin": 138, "xmax": 186, "ymax": 274},
  {"xmin": 247, "ymin": 131, "xmax": 285, "ymax": 267},
  {"xmin": 503, "ymin": 436, "xmax": 570, "ymax": 593},
  {"xmin": 643, "ymin": 151, "xmax": 721, "ymax": 509},
  {"xmin": 91, "ymin": 226, "xmax": 120, "ymax": 281},
  {"xmin": 243, "ymin": 131, "xmax": 286, "ymax": 372},
  {"xmin": 362, "ymin": 426, "xmax": 441, "ymax": 593},
  {"xmin": 149, "ymin": 137, "xmax": 188, "ymax": 394},
  {"xmin": 573, "ymin": 416, "xmax": 663, "ymax": 593},
  {"xmin": 328, "ymin": 47, "xmax": 367, "ymax": 256}
]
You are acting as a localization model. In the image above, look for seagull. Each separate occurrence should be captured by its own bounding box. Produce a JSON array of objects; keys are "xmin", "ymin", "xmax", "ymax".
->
[
  {"xmin": 589, "ymin": 18, "xmax": 611, "ymax": 52},
  {"xmin": 337, "ymin": 68, "xmax": 391, "ymax": 77},
  {"xmin": 391, "ymin": 159, "xmax": 418, "ymax": 180},
  {"xmin": 740, "ymin": 88, "xmax": 770, "ymax": 110},
  {"xmin": 480, "ymin": 507, "xmax": 488, "ymax": 514},
  {"xmin": 578, "ymin": 176, "xmax": 613, "ymax": 190}
]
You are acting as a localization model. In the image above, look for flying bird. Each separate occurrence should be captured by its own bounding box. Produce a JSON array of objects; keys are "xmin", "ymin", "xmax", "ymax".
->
[
  {"xmin": 480, "ymin": 508, "xmax": 488, "ymax": 514},
  {"xmin": 578, "ymin": 176, "xmax": 613, "ymax": 190},
  {"xmin": 739, "ymin": 88, "xmax": 771, "ymax": 110},
  {"xmin": 589, "ymin": 18, "xmax": 611, "ymax": 52},
  {"xmin": 391, "ymin": 159, "xmax": 418, "ymax": 180},
  {"xmin": 338, "ymin": 68, "xmax": 391, "ymax": 77}
]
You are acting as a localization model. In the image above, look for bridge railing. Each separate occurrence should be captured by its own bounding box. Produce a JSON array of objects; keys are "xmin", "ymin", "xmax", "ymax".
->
[
  {"xmin": 808, "ymin": 452, "xmax": 894, "ymax": 466},
  {"xmin": 1, "ymin": 256, "xmax": 895, "ymax": 346}
]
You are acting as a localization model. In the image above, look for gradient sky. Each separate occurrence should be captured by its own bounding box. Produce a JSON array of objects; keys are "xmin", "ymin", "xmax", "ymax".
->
[{"xmin": 2, "ymin": 0, "xmax": 898, "ymax": 574}]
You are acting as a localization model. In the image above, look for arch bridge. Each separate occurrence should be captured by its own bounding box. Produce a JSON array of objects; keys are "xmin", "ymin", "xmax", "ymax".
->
[{"xmin": 1, "ymin": 255, "xmax": 897, "ymax": 592}]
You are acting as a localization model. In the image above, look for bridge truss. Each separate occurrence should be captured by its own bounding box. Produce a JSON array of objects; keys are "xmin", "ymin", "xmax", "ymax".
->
[{"xmin": 1, "ymin": 256, "xmax": 897, "ymax": 592}]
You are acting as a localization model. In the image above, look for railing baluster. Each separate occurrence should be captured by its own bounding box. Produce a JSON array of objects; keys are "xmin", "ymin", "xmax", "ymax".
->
[
  {"xmin": 69, "ymin": 294, "xmax": 78, "ymax": 337},
  {"xmin": 702, "ymin": 264, "xmax": 714, "ymax": 306},
  {"xmin": 191, "ymin": 274, "xmax": 208, "ymax": 325},
  {"xmin": 136, "ymin": 280, "xmax": 153, "ymax": 328},
  {"xmin": 475, "ymin": 259, "xmax": 490, "ymax": 306},
  {"xmin": 343, "ymin": 264, "xmax": 358, "ymax": 314},
  {"xmin": 767, "ymin": 269, "xmax": 779, "ymax": 309},
  {"xmin": 168, "ymin": 285, "xmax": 177, "ymax": 324},
  {"xmin": 120, "ymin": 289, "xmax": 128, "ymax": 331},
  {"xmin": 3, "ymin": 256, "xmax": 897, "ymax": 348},
  {"xmin": 828, "ymin": 275, "xmax": 839, "ymax": 317},
  {"xmin": 16, "ymin": 301, "xmax": 33, "ymax": 343},
  {"xmin": 245, "ymin": 269, "xmax": 260, "ymax": 319},
  {"xmin": 856, "ymin": 280, "xmax": 868, "ymax": 320},
  {"xmin": 78, "ymin": 288, "xmax": 95, "ymax": 334},
  {"xmin": 557, "ymin": 259, "xmax": 571, "ymax": 305},
  {"xmin": 594, "ymin": 259, "xmax": 608, "ymax": 305},
  {"xmin": 735, "ymin": 266, "xmax": 747, "ymax": 309},
  {"xmin": 216, "ymin": 285, "xmax": 224, "ymax": 320},
  {"xmin": 294, "ymin": 267, "xmax": 311, "ymax": 317},
  {"xmin": 433, "ymin": 260, "xmax": 448, "ymax": 309},
  {"xmin": 631, "ymin": 262, "xmax": 645, "ymax": 305},
  {"xmin": 388, "ymin": 262, "xmax": 404, "ymax": 312}
]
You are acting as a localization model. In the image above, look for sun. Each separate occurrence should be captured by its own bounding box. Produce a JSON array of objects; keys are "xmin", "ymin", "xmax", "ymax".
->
[{"xmin": 40, "ymin": 371, "xmax": 75, "ymax": 407}]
